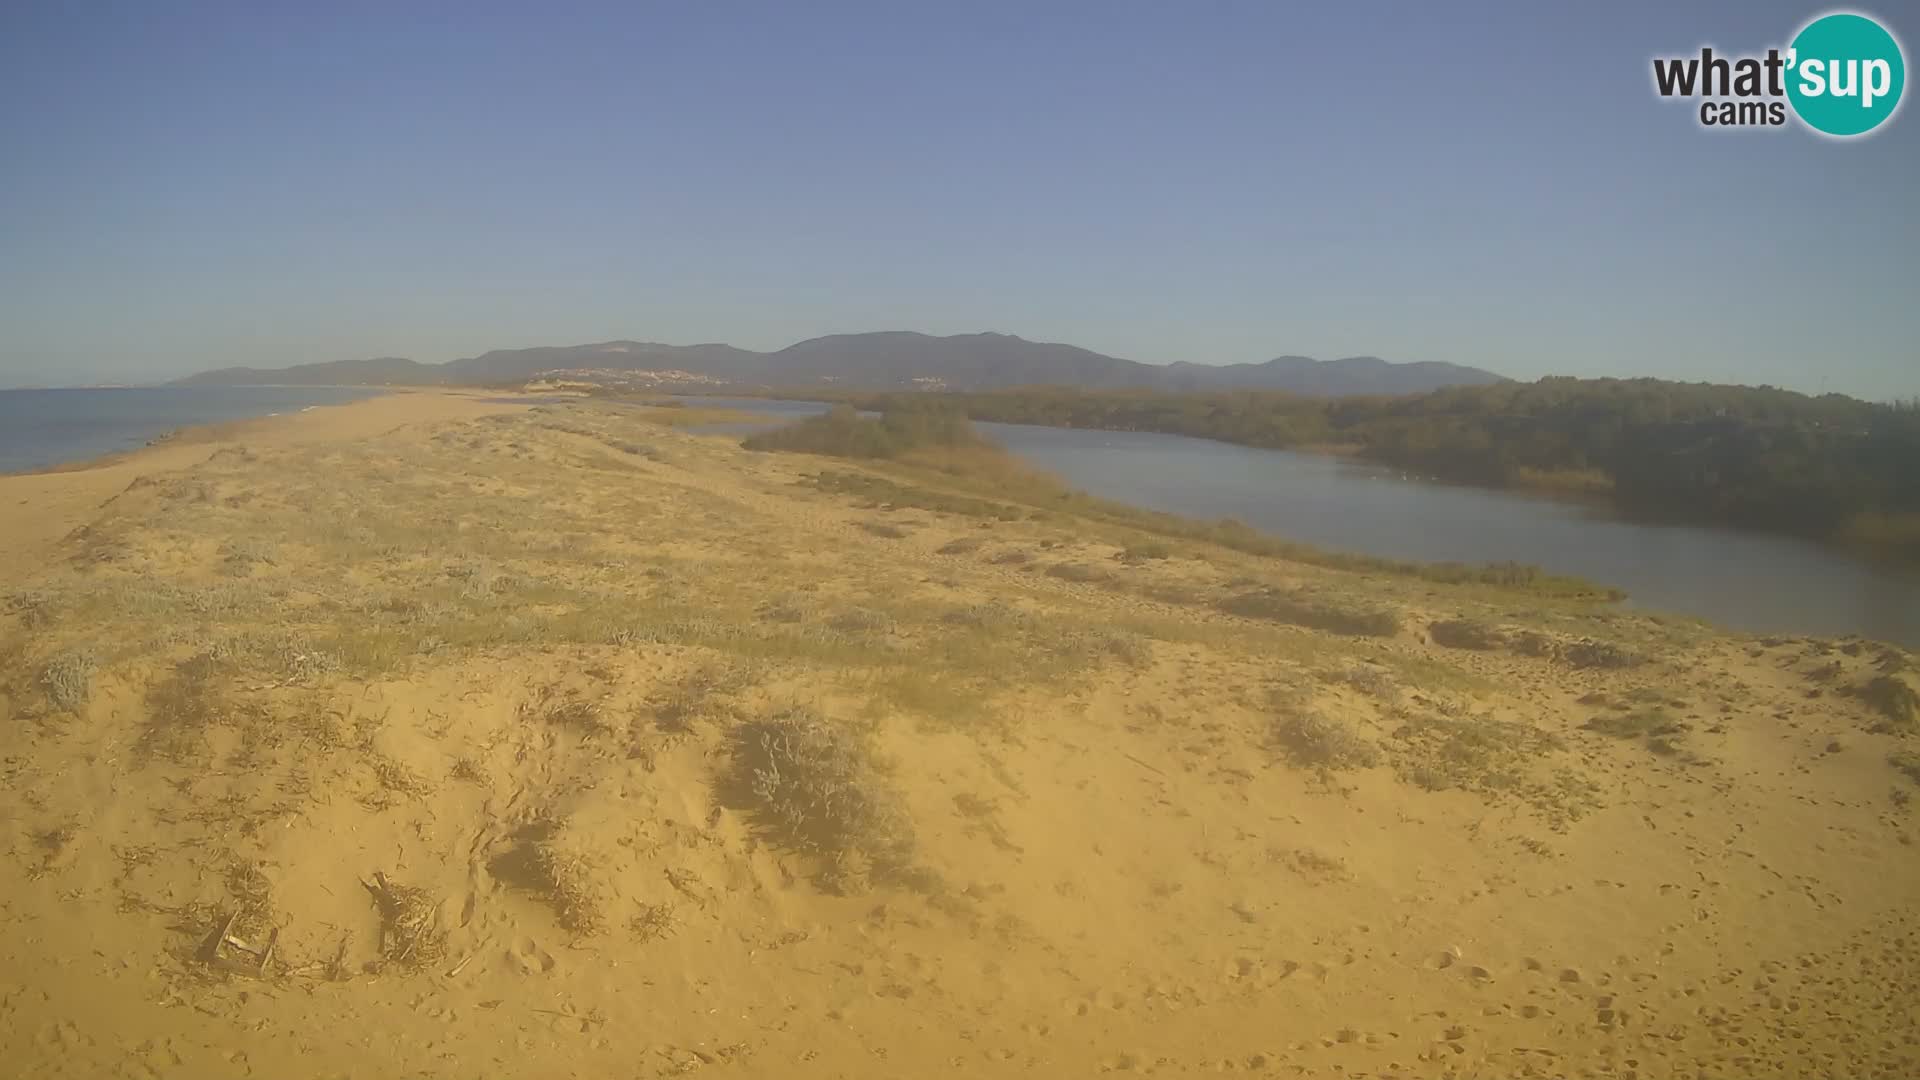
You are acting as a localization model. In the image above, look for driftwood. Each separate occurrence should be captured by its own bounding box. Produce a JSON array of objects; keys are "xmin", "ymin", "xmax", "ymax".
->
[{"xmin": 206, "ymin": 910, "xmax": 280, "ymax": 977}]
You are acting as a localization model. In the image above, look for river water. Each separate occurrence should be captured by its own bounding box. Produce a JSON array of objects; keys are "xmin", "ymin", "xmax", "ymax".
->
[{"xmin": 683, "ymin": 397, "xmax": 1920, "ymax": 644}]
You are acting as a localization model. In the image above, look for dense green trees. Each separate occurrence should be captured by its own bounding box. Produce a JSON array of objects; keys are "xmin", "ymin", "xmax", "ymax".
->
[
  {"xmin": 836, "ymin": 379, "xmax": 1920, "ymax": 553},
  {"xmin": 740, "ymin": 403, "xmax": 987, "ymax": 458}
]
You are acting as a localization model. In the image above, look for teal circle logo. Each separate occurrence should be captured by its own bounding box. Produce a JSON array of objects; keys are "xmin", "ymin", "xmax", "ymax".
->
[{"xmin": 1786, "ymin": 12, "xmax": 1905, "ymax": 136}]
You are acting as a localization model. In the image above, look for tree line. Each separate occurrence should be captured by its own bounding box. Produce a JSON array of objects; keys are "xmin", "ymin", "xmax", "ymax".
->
[{"xmin": 825, "ymin": 379, "xmax": 1920, "ymax": 555}]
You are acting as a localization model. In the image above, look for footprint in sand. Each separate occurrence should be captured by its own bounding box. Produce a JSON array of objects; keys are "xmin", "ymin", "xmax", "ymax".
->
[
  {"xmin": 1427, "ymin": 949, "xmax": 1493, "ymax": 983},
  {"xmin": 511, "ymin": 937, "xmax": 556, "ymax": 974}
]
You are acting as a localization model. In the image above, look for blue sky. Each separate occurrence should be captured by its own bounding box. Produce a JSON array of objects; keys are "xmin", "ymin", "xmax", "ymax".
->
[{"xmin": 1, "ymin": 1, "xmax": 1914, "ymax": 397}]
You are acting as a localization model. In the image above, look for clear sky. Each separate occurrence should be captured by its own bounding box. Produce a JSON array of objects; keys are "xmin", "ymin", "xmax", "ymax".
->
[{"xmin": 1, "ymin": 1, "xmax": 1914, "ymax": 397}]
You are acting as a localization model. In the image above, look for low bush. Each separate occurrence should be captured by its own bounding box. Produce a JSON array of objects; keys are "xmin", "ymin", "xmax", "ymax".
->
[
  {"xmin": 728, "ymin": 709, "xmax": 916, "ymax": 888},
  {"xmin": 1429, "ymin": 618, "xmax": 1506, "ymax": 650},
  {"xmin": 1583, "ymin": 708, "xmax": 1684, "ymax": 739},
  {"xmin": 1272, "ymin": 711, "xmax": 1381, "ymax": 770},
  {"xmin": 40, "ymin": 649, "xmax": 97, "ymax": 713},
  {"xmin": 1564, "ymin": 639, "xmax": 1644, "ymax": 670},
  {"xmin": 1120, "ymin": 541, "xmax": 1173, "ymax": 562},
  {"xmin": 1857, "ymin": 674, "xmax": 1919, "ymax": 733}
]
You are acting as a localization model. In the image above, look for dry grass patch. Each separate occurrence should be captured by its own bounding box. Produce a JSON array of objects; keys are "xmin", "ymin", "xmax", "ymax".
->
[
  {"xmin": 1273, "ymin": 847, "xmax": 1352, "ymax": 883},
  {"xmin": 807, "ymin": 469, "xmax": 1027, "ymax": 522},
  {"xmin": 826, "ymin": 607, "xmax": 895, "ymax": 636},
  {"xmin": 39, "ymin": 648, "xmax": 97, "ymax": 713},
  {"xmin": 520, "ymin": 684, "xmax": 619, "ymax": 738},
  {"xmin": 1583, "ymin": 708, "xmax": 1686, "ymax": 739},
  {"xmin": 1327, "ymin": 665, "xmax": 1400, "ymax": 702},
  {"xmin": 726, "ymin": 708, "xmax": 917, "ymax": 892},
  {"xmin": 1387, "ymin": 711, "xmax": 1566, "ymax": 796},
  {"xmin": 219, "ymin": 538, "xmax": 278, "ymax": 575},
  {"xmin": 1563, "ymin": 638, "xmax": 1644, "ymax": 669},
  {"xmin": 1429, "ymin": 618, "xmax": 1506, "ymax": 650},
  {"xmin": 491, "ymin": 820, "xmax": 610, "ymax": 935},
  {"xmin": 1044, "ymin": 562, "xmax": 1114, "ymax": 585},
  {"xmin": 138, "ymin": 656, "xmax": 222, "ymax": 761},
  {"xmin": 1270, "ymin": 706, "xmax": 1381, "ymax": 770},
  {"xmin": 1582, "ymin": 707, "xmax": 1697, "ymax": 759},
  {"xmin": 8, "ymin": 587, "xmax": 61, "ymax": 629},
  {"xmin": 367, "ymin": 755, "xmax": 435, "ymax": 801},
  {"xmin": 629, "ymin": 902, "xmax": 677, "ymax": 943},
  {"xmin": 1218, "ymin": 588, "xmax": 1401, "ymax": 638},
  {"xmin": 647, "ymin": 660, "xmax": 755, "ymax": 736}
]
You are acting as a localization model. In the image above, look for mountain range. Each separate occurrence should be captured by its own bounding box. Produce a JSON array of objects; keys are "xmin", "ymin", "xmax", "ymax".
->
[{"xmin": 174, "ymin": 332, "xmax": 1508, "ymax": 395}]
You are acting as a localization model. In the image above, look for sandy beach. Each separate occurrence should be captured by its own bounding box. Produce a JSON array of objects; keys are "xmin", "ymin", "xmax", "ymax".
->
[{"xmin": 2, "ymin": 390, "xmax": 1916, "ymax": 1079}]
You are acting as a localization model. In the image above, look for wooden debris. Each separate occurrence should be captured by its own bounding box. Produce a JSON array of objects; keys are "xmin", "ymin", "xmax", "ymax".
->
[{"xmin": 206, "ymin": 910, "xmax": 279, "ymax": 978}]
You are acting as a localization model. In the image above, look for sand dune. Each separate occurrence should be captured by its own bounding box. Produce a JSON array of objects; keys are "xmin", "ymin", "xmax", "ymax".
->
[{"xmin": 2, "ymin": 392, "xmax": 1915, "ymax": 1078}]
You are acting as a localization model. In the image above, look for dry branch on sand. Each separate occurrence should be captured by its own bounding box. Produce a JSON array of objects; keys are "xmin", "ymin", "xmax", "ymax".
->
[{"xmin": 364, "ymin": 872, "xmax": 445, "ymax": 968}]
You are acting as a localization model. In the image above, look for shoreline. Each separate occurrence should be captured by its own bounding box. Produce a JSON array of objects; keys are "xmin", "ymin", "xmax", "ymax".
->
[
  {"xmin": 0, "ymin": 386, "xmax": 407, "ymax": 479},
  {"xmin": 0, "ymin": 384, "xmax": 567, "ymax": 479},
  {"xmin": 0, "ymin": 388, "xmax": 524, "ymax": 582}
]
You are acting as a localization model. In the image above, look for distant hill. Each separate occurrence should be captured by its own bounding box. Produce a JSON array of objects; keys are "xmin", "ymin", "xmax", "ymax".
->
[
  {"xmin": 1163, "ymin": 354, "xmax": 1507, "ymax": 395},
  {"xmin": 173, "ymin": 332, "xmax": 1509, "ymax": 395},
  {"xmin": 175, "ymin": 356, "xmax": 438, "ymax": 387}
]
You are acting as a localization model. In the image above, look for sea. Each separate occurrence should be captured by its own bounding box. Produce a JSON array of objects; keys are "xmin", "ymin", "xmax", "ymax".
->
[{"xmin": 0, "ymin": 386, "xmax": 384, "ymax": 474}]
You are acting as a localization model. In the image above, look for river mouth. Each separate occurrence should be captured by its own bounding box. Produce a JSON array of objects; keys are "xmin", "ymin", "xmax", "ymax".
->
[{"xmin": 676, "ymin": 396, "xmax": 1920, "ymax": 645}]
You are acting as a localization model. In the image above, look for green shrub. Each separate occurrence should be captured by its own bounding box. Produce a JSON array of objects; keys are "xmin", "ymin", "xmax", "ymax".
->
[{"xmin": 744, "ymin": 405, "xmax": 989, "ymax": 460}]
